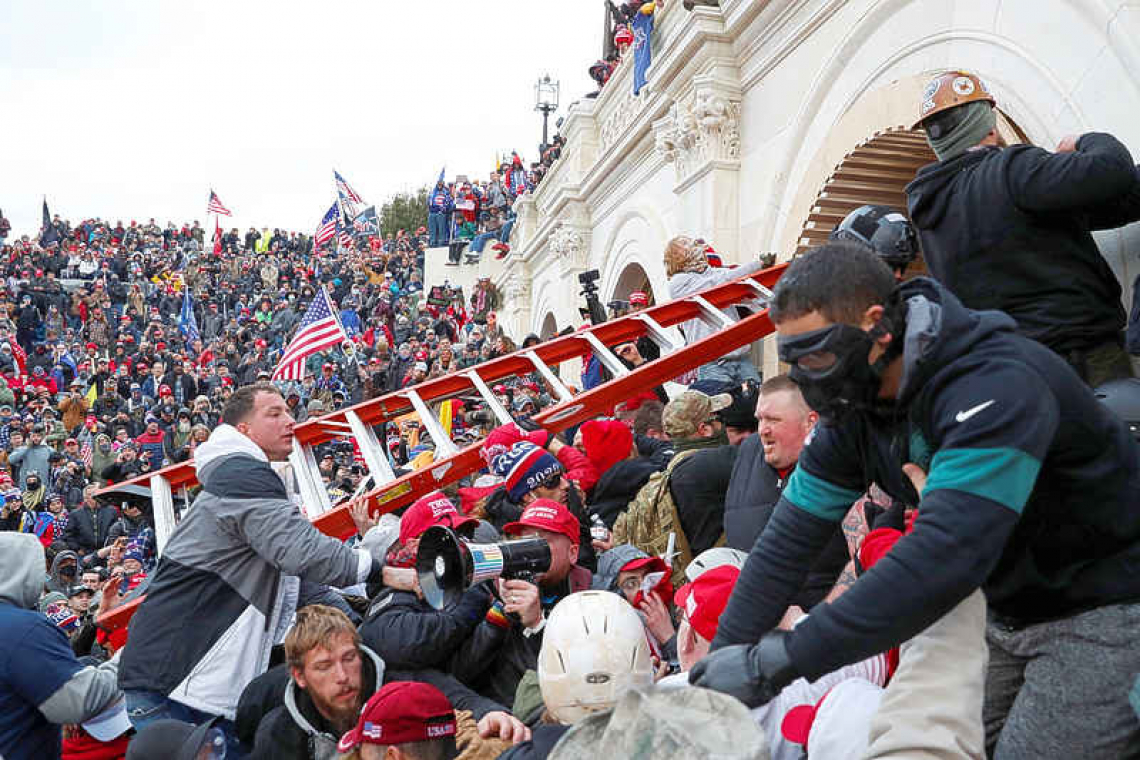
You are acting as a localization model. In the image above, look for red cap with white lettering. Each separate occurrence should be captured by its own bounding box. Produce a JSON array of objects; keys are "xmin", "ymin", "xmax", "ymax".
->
[{"xmin": 337, "ymin": 681, "xmax": 457, "ymax": 751}]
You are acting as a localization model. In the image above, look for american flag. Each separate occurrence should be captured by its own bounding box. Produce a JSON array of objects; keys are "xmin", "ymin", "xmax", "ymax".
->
[
  {"xmin": 314, "ymin": 203, "xmax": 338, "ymax": 248},
  {"xmin": 337, "ymin": 223, "xmax": 353, "ymax": 250},
  {"xmin": 80, "ymin": 440, "xmax": 93, "ymax": 469},
  {"xmin": 334, "ymin": 170, "xmax": 363, "ymax": 204},
  {"xmin": 272, "ymin": 289, "xmax": 347, "ymax": 381},
  {"xmin": 207, "ymin": 190, "xmax": 232, "ymax": 216}
]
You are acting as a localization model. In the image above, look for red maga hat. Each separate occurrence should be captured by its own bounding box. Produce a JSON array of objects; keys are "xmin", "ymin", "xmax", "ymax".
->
[
  {"xmin": 503, "ymin": 498, "xmax": 579, "ymax": 543},
  {"xmin": 398, "ymin": 490, "xmax": 476, "ymax": 545},
  {"xmin": 337, "ymin": 681, "xmax": 456, "ymax": 752}
]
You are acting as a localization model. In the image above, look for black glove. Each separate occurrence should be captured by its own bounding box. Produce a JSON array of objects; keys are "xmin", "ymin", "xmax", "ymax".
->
[{"xmin": 688, "ymin": 630, "xmax": 798, "ymax": 708}]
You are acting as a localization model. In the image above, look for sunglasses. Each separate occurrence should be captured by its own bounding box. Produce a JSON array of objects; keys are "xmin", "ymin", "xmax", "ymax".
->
[{"xmin": 539, "ymin": 471, "xmax": 565, "ymax": 490}]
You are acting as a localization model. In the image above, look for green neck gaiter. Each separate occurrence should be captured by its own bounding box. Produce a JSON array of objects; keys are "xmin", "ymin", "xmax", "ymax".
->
[{"xmin": 927, "ymin": 101, "xmax": 997, "ymax": 162}]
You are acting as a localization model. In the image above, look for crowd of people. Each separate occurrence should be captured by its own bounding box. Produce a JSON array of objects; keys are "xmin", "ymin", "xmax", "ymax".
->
[
  {"xmin": 2, "ymin": 65, "xmax": 1140, "ymax": 760},
  {"xmin": 429, "ymin": 144, "xmax": 565, "ymax": 266}
]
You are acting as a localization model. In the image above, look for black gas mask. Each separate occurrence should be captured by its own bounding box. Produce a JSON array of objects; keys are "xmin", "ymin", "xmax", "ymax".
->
[{"xmin": 778, "ymin": 311, "xmax": 902, "ymax": 422}]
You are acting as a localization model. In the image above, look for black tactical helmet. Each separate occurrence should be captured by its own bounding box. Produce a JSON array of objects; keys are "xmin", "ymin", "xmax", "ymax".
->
[
  {"xmin": 1094, "ymin": 378, "xmax": 1140, "ymax": 441},
  {"xmin": 830, "ymin": 205, "xmax": 920, "ymax": 271}
]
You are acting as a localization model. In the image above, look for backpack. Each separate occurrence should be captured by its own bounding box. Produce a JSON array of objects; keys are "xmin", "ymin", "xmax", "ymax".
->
[{"xmin": 611, "ymin": 449, "xmax": 724, "ymax": 587}]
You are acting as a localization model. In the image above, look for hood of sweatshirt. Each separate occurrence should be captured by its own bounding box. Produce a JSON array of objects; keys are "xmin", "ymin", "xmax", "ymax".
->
[
  {"xmin": 0, "ymin": 532, "xmax": 47, "ymax": 609},
  {"xmin": 893, "ymin": 277, "xmax": 1018, "ymax": 405},
  {"xmin": 592, "ymin": 543, "xmax": 650, "ymax": 593}
]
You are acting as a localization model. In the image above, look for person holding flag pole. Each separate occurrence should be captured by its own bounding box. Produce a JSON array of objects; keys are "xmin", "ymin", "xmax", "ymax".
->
[{"xmin": 178, "ymin": 288, "xmax": 201, "ymax": 352}]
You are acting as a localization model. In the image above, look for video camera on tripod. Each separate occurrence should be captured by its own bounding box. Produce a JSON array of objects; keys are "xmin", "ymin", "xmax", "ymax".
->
[
  {"xmin": 416, "ymin": 525, "xmax": 551, "ymax": 610},
  {"xmin": 578, "ymin": 269, "xmax": 607, "ymax": 326}
]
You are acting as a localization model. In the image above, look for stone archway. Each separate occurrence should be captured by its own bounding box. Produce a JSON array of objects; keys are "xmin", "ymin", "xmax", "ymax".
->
[
  {"xmin": 539, "ymin": 311, "xmax": 559, "ymax": 341},
  {"xmin": 610, "ymin": 261, "xmax": 656, "ymax": 305},
  {"xmin": 793, "ymin": 114, "xmax": 1030, "ymax": 264}
]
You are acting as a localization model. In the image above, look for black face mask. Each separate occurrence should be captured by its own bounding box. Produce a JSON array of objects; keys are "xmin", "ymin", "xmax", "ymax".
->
[{"xmin": 778, "ymin": 321, "xmax": 897, "ymax": 422}]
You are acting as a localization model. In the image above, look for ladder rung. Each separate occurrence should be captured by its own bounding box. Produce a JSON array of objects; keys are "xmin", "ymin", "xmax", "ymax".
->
[
  {"xmin": 467, "ymin": 371, "xmax": 514, "ymax": 424},
  {"xmin": 346, "ymin": 410, "xmax": 396, "ymax": 486},
  {"xmin": 691, "ymin": 295, "xmax": 735, "ymax": 328},
  {"xmin": 316, "ymin": 420, "xmax": 354, "ymax": 431},
  {"xmin": 632, "ymin": 313, "xmax": 677, "ymax": 353},
  {"xmin": 581, "ymin": 331, "xmax": 630, "ymax": 378},
  {"xmin": 525, "ymin": 350, "xmax": 574, "ymax": 402},
  {"xmin": 291, "ymin": 439, "xmax": 334, "ymax": 518},
  {"xmin": 746, "ymin": 278, "xmax": 775, "ymax": 301},
  {"xmin": 150, "ymin": 474, "xmax": 176, "ymax": 552},
  {"xmin": 406, "ymin": 390, "xmax": 459, "ymax": 457}
]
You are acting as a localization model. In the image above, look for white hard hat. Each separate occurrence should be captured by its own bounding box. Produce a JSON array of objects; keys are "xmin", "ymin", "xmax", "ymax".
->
[
  {"xmin": 538, "ymin": 591, "xmax": 653, "ymax": 724},
  {"xmin": 685, "ymin": 547, "xmax": 748, "ymax": 583}
]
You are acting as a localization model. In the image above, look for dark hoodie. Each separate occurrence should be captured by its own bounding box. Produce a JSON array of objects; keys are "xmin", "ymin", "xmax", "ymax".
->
[
  {"xmin": 714, "ymin": 278, "xmax": 1140, "ymax": 680},
  {"xmin": 47, "ymin": 549, "xmax": 80, "ymax": 594},
  {"xmin": 905, "ymin": 134, "xmax": 1140, "ymax": 355}
]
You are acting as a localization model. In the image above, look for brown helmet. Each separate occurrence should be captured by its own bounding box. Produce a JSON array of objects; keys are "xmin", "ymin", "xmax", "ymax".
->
[{"xmin": 913, "ymin": 70, "xmax": 995, "ymax": 131}]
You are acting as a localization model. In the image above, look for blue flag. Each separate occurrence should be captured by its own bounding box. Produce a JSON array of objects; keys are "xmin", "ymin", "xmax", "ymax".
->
[
  {"xmin": 179, "ymin": 288, "xmax": 200, "ymax": 347},
  {"xmin": 632, "ymin": 12, "xmax": 654, "ymax": 96},
  {"xmin": 437, "ymin": 166, "xmax": 446, "ymax": 185}
]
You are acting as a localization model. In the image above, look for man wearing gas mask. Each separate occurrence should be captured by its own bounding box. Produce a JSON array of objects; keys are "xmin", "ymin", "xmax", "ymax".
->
[{"xmin": 690, "ymin": 242, "xmax": 1140, "ymax": 758}]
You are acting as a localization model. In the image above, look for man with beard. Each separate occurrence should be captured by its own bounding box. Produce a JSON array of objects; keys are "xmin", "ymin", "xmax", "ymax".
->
[{"xmin": 244, "ymin": 605, "xmax": 523, "ymax": 759}]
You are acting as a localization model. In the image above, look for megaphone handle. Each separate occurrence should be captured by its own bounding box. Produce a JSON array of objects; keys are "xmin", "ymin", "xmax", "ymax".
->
[{"xmin": 498, "ymin": 571, "xmax": 538, "ymax": 624}]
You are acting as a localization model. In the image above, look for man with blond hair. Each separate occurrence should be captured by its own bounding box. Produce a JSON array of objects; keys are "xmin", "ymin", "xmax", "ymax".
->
[
  {"xmin": 248, "ymin": 605, "xmax": 528, "ymax": 759},
  {"xmin": 664, "ymin": 235, "xmax": 766, "ymax": 384}
]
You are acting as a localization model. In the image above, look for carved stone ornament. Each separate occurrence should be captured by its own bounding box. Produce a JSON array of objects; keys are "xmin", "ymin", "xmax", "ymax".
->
[
  {"xmin": 654, "ymin": 88, "xmax": 740, "ymax": 182},
  {"xmin": 549, "ymin": 224, "xmax": 586, "ymax": 262},
  {"xmin": 599, "ymin": 86, "xmax": 640, "ymax": 152}
]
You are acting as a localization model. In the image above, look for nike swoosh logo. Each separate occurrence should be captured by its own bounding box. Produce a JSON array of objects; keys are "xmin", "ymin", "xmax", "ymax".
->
[{"xmin": 955, "ymin": 400, "xmax": 995, "ymax": 423}]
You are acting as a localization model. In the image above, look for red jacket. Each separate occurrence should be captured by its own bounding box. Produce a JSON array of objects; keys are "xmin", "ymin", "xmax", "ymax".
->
[{"xmin": 555, "ymin": 443, "xmax": 599, "ymax": 495}]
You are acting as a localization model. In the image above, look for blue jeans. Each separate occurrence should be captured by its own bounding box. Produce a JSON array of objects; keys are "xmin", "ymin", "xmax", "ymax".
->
[
  {"xmin": 427, "ymin": 213, "xmax": 449, "ymax": 247},
  {"xmin": 469, "ymin": 231, "xmax": 499, "ymax": 254},
  {"xmin": 500, "ymin": 218, "xmax": 515, "ymax": 244},
  {"xmin": 126, "ymin": 689, "xmax": 248, "ymax": 759},
  {"xmin": 697, "ymin": 355, "xmax": 761, "ymax": 385}
]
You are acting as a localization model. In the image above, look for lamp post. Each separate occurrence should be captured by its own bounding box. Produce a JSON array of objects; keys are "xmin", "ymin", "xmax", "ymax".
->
[{"xmin": 534, "ymin": 74, "xmax": 560, "ymax": 156}]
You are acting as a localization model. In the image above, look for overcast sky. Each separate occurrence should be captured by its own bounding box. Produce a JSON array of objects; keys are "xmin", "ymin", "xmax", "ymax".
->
[{"xmin": 0, "ymin": 1, "xmax": 601, "ymax": 236}]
